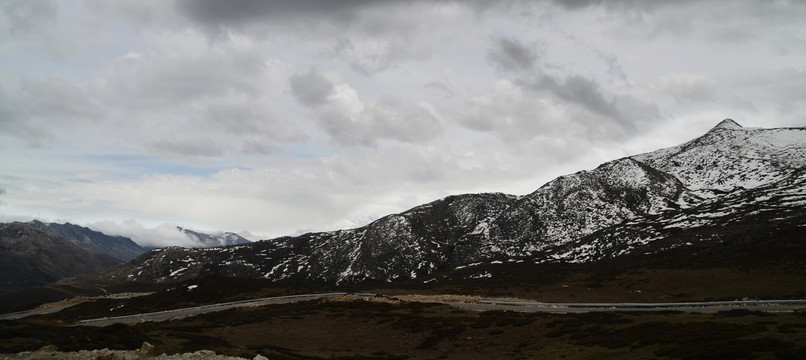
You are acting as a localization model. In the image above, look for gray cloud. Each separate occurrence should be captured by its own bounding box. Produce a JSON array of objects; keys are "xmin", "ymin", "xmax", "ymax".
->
[
  {"xmin": 364, "ymin": 98, "xmax": 443, "ymax": 144},
  {"xmin": 20, "ymin": 77, "xmax": 105, "ymax": 121},
  {"xmin": 458, "ymin": 87, "xmax": 555, "ymax": 141},
  {"xmin": 0, "ymin": 77, "xmax": 105, "ymax": 146},
  {"xmin": 0, "ymin": 0, "xmax": 58, "ymax": 38},
  {"xmin": 529, "ymin": 75, "xmax": 621, "ymax": 119},
  {"xmin": 333, "ymin": 37, "xmax": 395, "ymax": 76},
  {"xmin": 487, "ymin": 37, "xmax": 539, "ymax": 73},
  {"xmin": 592, "ymin": 49, "xmax": 628, "ymax": 82},
  {"xmin": 519, "ymin": 74, "xmax": 659, "ymax": 136},
  {"xmin": 657, "ymin": 74, "xmax": 718, "ymax": 105},
  {"xmin": 424, "ymin": 82, "xmax": 455, "ymax": 98},
  {"xmin": 151, "ymin": 137, "xmax": 226, "ymax": 158},
  {"xmin": 318, "ymin": 97, "xmax": 442, "ymax": 146},
  {"xmin": 288, "ymin": 70, "xmax": 336, "ymax": 108},
  {"xmin": 177, "ymin": 0, "xmax": 376, "ymax": 28},
  {"xmin": 206, "ymin": 102, "xmax": 304, "ymax": 141},
  {"xmin": 102, "ymin": 45, "xmax": 267, "ymax": 107},
  {"xmin": 482, "ymin": 35, "xmax": 660, "ymax": 137}
]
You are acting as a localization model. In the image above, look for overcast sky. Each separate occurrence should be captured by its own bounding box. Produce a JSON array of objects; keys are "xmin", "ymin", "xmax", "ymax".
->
[{"xmin": 1, "ymin": 0, "xmax": 804, "ymax": 246}]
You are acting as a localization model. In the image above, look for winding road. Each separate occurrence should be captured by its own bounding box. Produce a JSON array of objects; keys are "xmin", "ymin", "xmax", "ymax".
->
[{"xmin": 4, "ymin": 293, "xmax": 805, "ymax": 326}]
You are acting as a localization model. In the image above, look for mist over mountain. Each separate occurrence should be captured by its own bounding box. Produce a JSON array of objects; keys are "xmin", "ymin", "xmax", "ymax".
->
[{"xmin": 176, "ymin": 226, "xmax": 251, "ymax": 248}]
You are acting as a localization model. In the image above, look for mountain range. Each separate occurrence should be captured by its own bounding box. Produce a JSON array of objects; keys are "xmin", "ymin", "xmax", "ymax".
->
[
  {"xmin": 0, "ymin": 221, "xmax": 252, "ymax": 294},
  {"xmin": 0, "ymin": 223, "xmax": 122, "ymax": 292},
  {"xmin": 27, "ymin": 220, "xmax": 145, "ymax": 262},
  {"xmin": 91, "ymin": 119, "xmax": 804, "ymax": 287}
]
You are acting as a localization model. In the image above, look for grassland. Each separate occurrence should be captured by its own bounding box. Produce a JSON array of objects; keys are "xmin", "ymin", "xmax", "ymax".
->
[{"xmin": 2, "ymin": 296, "xmax": 805, "ymax": 359}]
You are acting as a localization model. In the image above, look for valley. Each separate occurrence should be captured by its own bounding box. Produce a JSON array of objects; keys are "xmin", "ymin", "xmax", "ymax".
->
[
  {"xmin": 2, "ymin": 253, "xmax": 806, "ymax": 359},
  {"xmin": 1, "ymin": 120, "xmax": 805, "ymax": 359}
]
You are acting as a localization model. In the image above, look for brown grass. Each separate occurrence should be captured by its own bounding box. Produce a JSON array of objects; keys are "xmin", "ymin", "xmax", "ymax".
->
[{"xmin": 3, "ymin": 298, "xmax": 805, "ymax": 360}]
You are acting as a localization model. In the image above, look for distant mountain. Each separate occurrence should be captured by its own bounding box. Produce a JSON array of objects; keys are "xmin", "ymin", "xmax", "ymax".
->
[
  {"xmin": 177, "ymin": 226, "xmax": 251, "ymax": 247},
  {"xmin": 90, "ymin": 119, "xmax": 806, "ymax": 286},
  {"xmin": 27, "ymin": 220, "xmax": 145, "ymax": 262},
  {"xmin": 0, "ymin": 223, "xmax": 122, "ymax": 292}
]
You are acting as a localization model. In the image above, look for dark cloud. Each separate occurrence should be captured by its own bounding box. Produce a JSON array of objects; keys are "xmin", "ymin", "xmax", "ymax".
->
[
  {"xmin": 519, "ymin": 74, "xmax": 659, "ymax": 135},
  {"xmin": 487, "ymin": 37, "xmax": 539, "ymax": 73},
  {"xmin": 288, "ymin": 70, "xmax": 336, "ymax": 108},
  {"xmin": 529, "ymin": 75, "xmax": 621, "ymax": 119},
  {"xmin": 458, "ymin": 67, "xmax": 660, "ymax": 141},
  {"xmin": 175, "ymin": 0, "xmax": 692, "ymax": 29},
  {"xmin": 176, "ymin": 0, "xmax": 377, "ymax": 30},
  {"xmin": 546, "ymin": 0, "xmax": 684, "ymax": 11}
]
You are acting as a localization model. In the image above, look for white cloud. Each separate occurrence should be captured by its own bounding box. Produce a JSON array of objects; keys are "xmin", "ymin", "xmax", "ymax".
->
[{"xmin": 1, "ymin": 0, "xmax": 804, "ymax": 245}]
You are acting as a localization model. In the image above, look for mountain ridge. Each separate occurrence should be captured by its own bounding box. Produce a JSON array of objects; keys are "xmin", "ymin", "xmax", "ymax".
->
[
  {"xmin": 73, "ymin": 119, "xmax": 806, "ymax": 287},
  {"xmin": 0, "ymin": 223, "xmax": 123, "ymax": 292},
  {"xmin": 27, "ymin": 220, "xmax": 145, "ymax": 262}
]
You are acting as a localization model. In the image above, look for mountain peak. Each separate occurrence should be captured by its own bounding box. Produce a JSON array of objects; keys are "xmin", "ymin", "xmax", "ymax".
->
[{"xmin": 712, "ymin": 118, "xmax": 742, "ymax": 130}]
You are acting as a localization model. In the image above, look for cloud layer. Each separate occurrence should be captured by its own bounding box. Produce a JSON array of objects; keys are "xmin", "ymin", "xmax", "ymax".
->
[{"xmin": 1, "ymin": 0, "xmax": 804, "ymax": 242}]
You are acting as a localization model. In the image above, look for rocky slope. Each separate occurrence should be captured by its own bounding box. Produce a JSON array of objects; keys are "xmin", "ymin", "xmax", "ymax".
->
[
  {"xmin": 0, "ymin": 223, "xmax": 123, "ymax": 292},
  {"xmin": 27, "ymin": 221, "xmax": 145, "ymax": 262},
  {"xmin": 95, "ymin": 119, "xmax": 806, "ymax": 286}
]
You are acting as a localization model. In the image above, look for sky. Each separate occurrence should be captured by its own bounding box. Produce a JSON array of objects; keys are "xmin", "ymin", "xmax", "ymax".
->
[{"xmin": 1, "ymin": 0, "xmax": 804, "ymax": 247}]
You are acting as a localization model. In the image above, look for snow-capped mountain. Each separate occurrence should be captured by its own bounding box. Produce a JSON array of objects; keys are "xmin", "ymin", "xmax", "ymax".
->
[
  {"xmin": 101, "ymin": 120, "xmax": 806, "ymax": 285},
  {"xmin": 176, "ymin": 226, "xmax": 251, "ymax": 248},
  {"xmin": 633, "ymin": 118, "xmax": 806, "ymax": 191}
]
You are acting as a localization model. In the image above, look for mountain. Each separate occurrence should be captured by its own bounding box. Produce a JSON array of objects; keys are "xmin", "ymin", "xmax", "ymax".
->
[
  {"xmin": 27, "ymin": 220, "xmax": 145, "ymax": 262},
  {"xmin": 94, "ymin": 119, "xmax": 806, "ymax": 286},
  {"xmin": 0, "ymin": 223, "xmax": 123, "ymax": 292},
  {"xmin": 177, "ymin": 226, "xmax": 251, "ymax": 248}
]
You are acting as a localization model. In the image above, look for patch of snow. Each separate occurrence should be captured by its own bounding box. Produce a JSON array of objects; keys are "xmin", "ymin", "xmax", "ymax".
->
[{"xmin": 169, "ymin": 267, "xmax": 187, "ymax": 277}]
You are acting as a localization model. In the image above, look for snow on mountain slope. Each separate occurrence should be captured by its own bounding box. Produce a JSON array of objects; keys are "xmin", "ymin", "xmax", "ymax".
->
[
  {"xmin": 632, "ymin": 119, "xmax": 806, "ymax": 191},
  {"xmin": 94, "ymin": 120, "xmax": 806, "ymax": 286},
  {"xmin": 543, "ymin": 168, "xmax": 806, "ymax": 264},
  {"xmin": 484, "ymin": 157, "xmax": 687, "ymax": 256},
  {"xmin": 177, "ymin": 226, "xmax": 251, "ymax": 247}
]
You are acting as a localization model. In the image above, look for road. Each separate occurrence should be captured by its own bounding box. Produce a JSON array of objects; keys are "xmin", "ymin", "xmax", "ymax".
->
[
  {"xmin": 0, "ymin": 306, "xmax": 75, "ymax": 320},
  {"xmin": 469, "ymin": 299, "xmax": 806, "ymax": 314},
  {"xmin": 74, "ymin": 292, "xmax": 353, "ymax": 327},
  {"xmin": 4, "ymin": 293, "xmax": 805, "ymax": 326}
]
